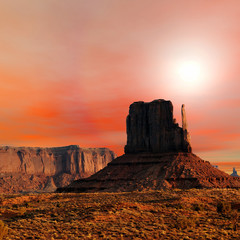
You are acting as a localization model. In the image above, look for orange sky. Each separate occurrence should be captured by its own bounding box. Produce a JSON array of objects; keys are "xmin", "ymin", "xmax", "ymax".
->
[{"xmin": 1, "ymin": 1, "xmax": 240, "ymax": 169}]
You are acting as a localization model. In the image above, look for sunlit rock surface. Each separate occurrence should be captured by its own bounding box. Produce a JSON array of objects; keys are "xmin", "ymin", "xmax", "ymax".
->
[{"xmin": 0, "ymin": 145, "xmax": 116, "ymax": 193}]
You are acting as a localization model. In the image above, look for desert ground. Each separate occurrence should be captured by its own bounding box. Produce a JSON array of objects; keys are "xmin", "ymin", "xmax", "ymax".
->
[{"xmin": 0, "ymin": 189, "xmax": 240, "ymax": 239}]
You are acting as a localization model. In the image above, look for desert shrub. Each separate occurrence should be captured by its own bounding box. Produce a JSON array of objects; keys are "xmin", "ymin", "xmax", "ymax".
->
[
  {"xmin": 165, "ymin": 203, "xmax": 184, "ymax": 209},
  {"xmin": 0, "ymin": 220, "xmax": 8, "ymax": 240},
  {"xmin": 56, "ymin": 203, "xmax": 62, "ymax": 208},
  {"xmin": 12, "ymin": 204, "xmax": 19, "ymax": 209},
  {"xmin": 157, "ymin": 216, "xmax": 167, "ymax": 230},
  {"xmin": 174, "ymin": 203, "xmax": 184, "ymax": 209},
  {"xmin": 192, "ymin": 203, "xmax": 204, "ymax": 211},
  {"xmin": 174, "ymin": 216, "xmax": 198, "ymax": 230},
  {"xmin": 0, "ymin": 196, "xmax": 3, "ymax": 205},
  {"xmin": 217, "ymin": 201, "xmax": 231, "ymax": 214},
  {"xmin": 228, "ymin": 210, "xmax": 240, "ymax": 230}
]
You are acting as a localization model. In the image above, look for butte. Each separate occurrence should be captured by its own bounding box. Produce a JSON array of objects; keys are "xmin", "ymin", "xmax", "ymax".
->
[{"xmin": 57, "ymin": 99, "xmax": 240, "ymax": 192}]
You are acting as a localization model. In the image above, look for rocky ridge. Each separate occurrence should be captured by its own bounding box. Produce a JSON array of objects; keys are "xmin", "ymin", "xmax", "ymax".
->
[{"xmin": 0, "ymin": 145, "xmax": 116, "ymax": 193}]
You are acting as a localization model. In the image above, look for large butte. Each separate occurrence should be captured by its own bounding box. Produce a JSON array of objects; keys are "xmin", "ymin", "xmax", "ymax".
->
[{"xmin": 57, "ymin": 99, "xmax": 240, "ymax": 192}]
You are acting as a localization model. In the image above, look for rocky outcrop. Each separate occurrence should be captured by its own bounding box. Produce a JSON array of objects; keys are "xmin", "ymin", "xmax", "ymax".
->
[
  {"xmin": 58, "ymin": 99, "xmax": 240, "ymax": 193},
  {"xmin": 124, "ymin": 99, "xmax": 191, "ymax": 153},
  {"xmin": 43, "ymin": 177, "xmax": 57, "ymax": 192},
  {"xmin": 181, "ymin": 104, "xmax": 191, "ymax": 147},
  {"xmin": 58, "ymin": 152, "xmax": 240, "ymax": 192},
  {"xmin": 0, "ymin": 145, "xmax": 116, "ymax": 193},
  {"xmin": 231, "ymin": 167, "xmax": 240, "ymax": 177}
]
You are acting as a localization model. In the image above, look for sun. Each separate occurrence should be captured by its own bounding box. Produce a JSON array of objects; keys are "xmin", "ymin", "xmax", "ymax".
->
[
  {"xmin": 169, "ymin": 59, "xmax": 208, "ymax": 94},
  {"xmin": 177, "ymin": 61, "xmax": 202, "ymax": 83},
  {"xmin": 151, "ymin": 46, "xmax": 214, "ymax": 96}
]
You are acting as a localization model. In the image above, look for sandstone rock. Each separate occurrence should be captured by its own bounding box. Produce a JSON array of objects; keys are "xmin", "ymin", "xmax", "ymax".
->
[
  {"xmin": 43, "ymin": 177, "xmax": 57, "ymax": 192},
  {"xmin": 231, "ymin": 167, "xmax": 240, "ymax": 177},
  {"xmin": 58, "ymin": 152, "xmax": 240, "ymax": 192},
  {"xmin": 0, "ymin": 173, "xmax": 47, "ymax": 193},
  {"xmin": 181, "ymin": 104, "xmax": 191, "ymax": 151},
  {"xmin": 181, "ymin": 104, "xmax": 188, "ymax": 131},
  {"xmin": 58, "ymin": 99, "xmax": 240, "ymax": 193},
  {"xmin": 0, "ymin": 145, "xmax": 116, "ymax": 176},
  {"xmin": 124, "ymin": 99, "xmax": 192, "ymax": 153},
  {"xmin": 0, "ymin": 145, "xmax": 116, "ymax": 193}
]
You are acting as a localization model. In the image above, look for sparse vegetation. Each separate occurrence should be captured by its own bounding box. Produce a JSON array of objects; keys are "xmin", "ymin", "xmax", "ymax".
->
[
  {"xmin": 217, "ymin": 201, "xmax": 232, "ymax": 214},
  {"xmin": 192, "ymin": 202, "xmax": 205, "ymax": 211},
  {"xmin": 0, "ymin": 189, "xmax": 240, "ymax": 239},
  {"xmin": 174, "ymin": 215, "xmax": 198, "ymax": 229},
  {"xmin": 0, "ymin": 220, "xmax": 7, "ymax": 240}
]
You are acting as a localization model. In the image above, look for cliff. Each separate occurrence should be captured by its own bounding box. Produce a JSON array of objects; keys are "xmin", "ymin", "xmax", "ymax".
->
[
  {"xmin": 0, "ymin": 145, "xmax": 116, "ymax": 193},
  {"xmin": 124, "ymin": 100, "xmax": 191, "ymax": 153}
]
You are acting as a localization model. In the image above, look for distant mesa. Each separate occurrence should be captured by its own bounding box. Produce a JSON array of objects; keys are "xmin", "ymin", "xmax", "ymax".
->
[
  {"xmin": 58, "ymin": 99, "xmax": 240, "ymax": 193},
  {"xmin": 0, "ymin": 145, "xmax": 116, "ymax": 193},
  {"xmin": 231, "ymin": 167, "xmax": 240, "ymax": 177}
]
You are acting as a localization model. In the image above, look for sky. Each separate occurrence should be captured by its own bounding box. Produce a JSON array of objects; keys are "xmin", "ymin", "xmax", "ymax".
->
[{"xmin": 1, "ymin": 0, "xmax": 240, "ymax": 171}]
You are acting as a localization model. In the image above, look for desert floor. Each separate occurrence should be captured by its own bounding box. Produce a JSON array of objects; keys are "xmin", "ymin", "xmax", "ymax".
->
[{"xmin": 1, "ymin": 189, "xmax": 240, "ymax": 239}]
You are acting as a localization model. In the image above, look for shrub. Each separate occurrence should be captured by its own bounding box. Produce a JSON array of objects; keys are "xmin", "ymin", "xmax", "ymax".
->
[
  {"xmin": 174, "ymin": 216, "xmax": 197, "ymax": 230},
  {"xmin": 192, "ymin": 203, "xmax": 204, "ymax": 211},
  {"xmin": 217, "ymin": 201, "xmax": 231, "ymax": 214},
  {"xmin": 12, "ymin": 204, "xmax": 19, "ymax": 209},
  {"xmin": 0, "ymin": 220, "xmax": 8, "ymax": 240}
]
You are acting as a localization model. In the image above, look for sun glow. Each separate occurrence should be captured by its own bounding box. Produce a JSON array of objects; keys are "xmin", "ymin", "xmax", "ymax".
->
[
  {"xmin": 177, "ymin": 61, "xmax": 202, "ymax": 83},
  {"xmin": 162, "ymin": 57, "xmax": 210, "ymax": 95},
  {"xmin": 174, "ymin": 59, "xmax": 207, "ymax": 92},
  {"xmin": 151, "ymin": 42, "xmax": 217, "ymax": 95}
]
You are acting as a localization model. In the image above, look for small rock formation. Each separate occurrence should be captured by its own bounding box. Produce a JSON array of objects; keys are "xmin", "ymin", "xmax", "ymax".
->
[
  {"xmin": 231, "ymin": 167, "xmax": 240, "ymax": 177},
  {"xmin": 181, "ymin": 104, "xmax": 191, "ymax": 148},
  {"xmin": 0, "ymin": 145, "xmax": 116, "ymax": 193},
  {"xmin": 124, "ymin": 100, "xmax": 192, "ymax": 153},
  {"xmin": 43, "ymin": 177, "xmax": 57, "ymax": 192},
  {"xmin": 57, "ymin": 99, "xmax": 240, "ymax": 193}
]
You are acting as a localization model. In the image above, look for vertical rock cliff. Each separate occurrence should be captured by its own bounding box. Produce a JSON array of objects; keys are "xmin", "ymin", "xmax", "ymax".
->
[
  {"xmin": 0, "ymin": 145, "xmax": 116, "ymax": 176},
  {"xmin": 124, "ymin": 99, "xmax": 192, "ymax": 153},
  {"xmin": 181, "ymin": 104, "xmax": 191, "ymax": 151},
  {"xmin": 0, "ymin": 145, "xmax": 116, "ymax": 193}
]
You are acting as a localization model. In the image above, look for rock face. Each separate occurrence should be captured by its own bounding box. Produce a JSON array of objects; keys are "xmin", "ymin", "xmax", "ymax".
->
[
  {"xmin": 58, "ymin": 99, "xmax": 240, "ymax": 193},
  {"xmin": 181, "ymin": 104, "xmax": 191, "ymax": 147},
  {"xmin": 43, "ymin": 177, "xmax": 57, "ymax": 192},
  {"xmin": 0, "ymin": 145, "xmax": 116, "ymax": 193},
  {"xmin": 124, "ymin": 100, "xmax": 191, "ymax": 153},
  {"xmin": 231, "ymin": 167, "xmax": 240, "ymax": 177},
  {"xmin": 58, "ymin": 153, "xmax": 240, "ymax": 192}
]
